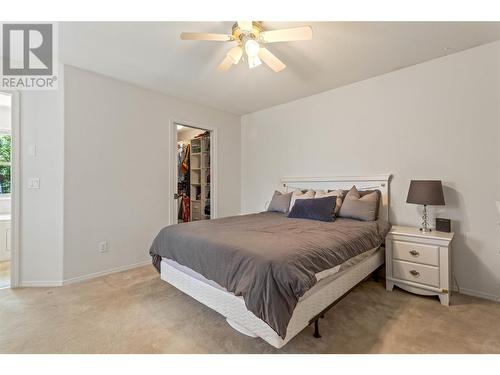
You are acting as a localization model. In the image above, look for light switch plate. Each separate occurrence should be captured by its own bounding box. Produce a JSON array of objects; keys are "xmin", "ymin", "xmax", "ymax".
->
[
  {"xmin": 99, "ymin": 241, "xmax": 108, "ymax": 253},
  {"xmin": 28, "ymin": 145, "xmax": 37, "ymax": 157},
  {"xmin": 28, "ymin": 178, "xmax": 40, "ymax": 189}
]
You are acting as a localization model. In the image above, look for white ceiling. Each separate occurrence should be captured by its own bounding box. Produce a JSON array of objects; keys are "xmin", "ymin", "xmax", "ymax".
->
[{"xmin": 60, "ymin": 22, "xmax": 500, "ymax": 115}]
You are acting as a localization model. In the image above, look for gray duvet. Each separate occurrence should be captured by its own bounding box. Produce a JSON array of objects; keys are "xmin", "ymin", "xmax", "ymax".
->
[{"xmin": 149, "ymin": 212, "xmax": 390, "ymax": 338}]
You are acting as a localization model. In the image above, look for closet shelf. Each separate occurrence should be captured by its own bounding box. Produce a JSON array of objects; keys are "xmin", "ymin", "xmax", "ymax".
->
[{"xmin": 189, "ymin": 134, "xmax": 210, "ymax": 222}]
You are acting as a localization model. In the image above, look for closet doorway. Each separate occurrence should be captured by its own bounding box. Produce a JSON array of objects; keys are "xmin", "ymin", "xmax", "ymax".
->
[{"xmin": 173, "ymin": 123, "xmax": 216, "ymax": 224}]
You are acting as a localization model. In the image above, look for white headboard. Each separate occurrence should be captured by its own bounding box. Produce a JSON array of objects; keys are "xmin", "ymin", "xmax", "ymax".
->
[{"xmin": 281, "ymin": 175, "xmax": 392, "ymax": 222}]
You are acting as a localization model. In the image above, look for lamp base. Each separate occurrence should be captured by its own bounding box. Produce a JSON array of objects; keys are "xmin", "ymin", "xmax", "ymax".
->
[{"xmin": 419, "ymin": 204, "xmax": 432, "ymax": 233}]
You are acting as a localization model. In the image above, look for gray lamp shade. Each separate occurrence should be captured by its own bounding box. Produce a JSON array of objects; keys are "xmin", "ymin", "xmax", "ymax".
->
[{"xmin": 406, "ymin": 180, "xmax": 445, "ymax": 206}]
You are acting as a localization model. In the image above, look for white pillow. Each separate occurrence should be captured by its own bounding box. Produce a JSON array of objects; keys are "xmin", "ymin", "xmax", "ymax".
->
[
  {"xmin": 289, "ymin": 189, "xmax": 315, "ymax": 211},
  {"xmin": 315, "ymin": 189, "xmax": 344, "ymax": 215}
]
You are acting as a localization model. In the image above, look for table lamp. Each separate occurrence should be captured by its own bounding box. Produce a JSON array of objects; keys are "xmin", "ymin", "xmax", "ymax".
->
[{"xmin": 406, "ymin": 180, "xmax": 445, "ymax": 232}]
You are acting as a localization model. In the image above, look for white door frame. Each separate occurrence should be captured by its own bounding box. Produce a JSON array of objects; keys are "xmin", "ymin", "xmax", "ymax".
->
[
  {"xmin": 11, "ymin": 91, "xmax": 20, "ymax": 288},
  {"xmin": 169, "ymin": 120, "xmax": 218, "ymax": 225},
  {"xmin": 1, "ymin": 91, "xmax": 20, "ymax": 288}
]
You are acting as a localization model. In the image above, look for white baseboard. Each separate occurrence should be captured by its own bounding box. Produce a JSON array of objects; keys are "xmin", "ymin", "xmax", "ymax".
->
[
  {"xmin": 19, "ymin": 280, "xmax": 64, "ymax": 287},
  {"xmin": 18, "ymin": 261, "xmax": 500, "ymax": 304},
  {"xmin": 451, "ymin": 286, "xmax": 499, "ymax": 302},
  {"xmin": 62, "ymin": 260, "xmax": 151, "ymax": 285},
  {"xmin": 17, "ymin": 260, "xmax": 151, "ymax": 287}
]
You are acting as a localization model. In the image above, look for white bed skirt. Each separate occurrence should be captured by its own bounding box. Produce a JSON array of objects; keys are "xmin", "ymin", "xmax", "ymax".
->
[{"xmin": 160, "ymin": 248, "xmax": 384, "ymax": 348}]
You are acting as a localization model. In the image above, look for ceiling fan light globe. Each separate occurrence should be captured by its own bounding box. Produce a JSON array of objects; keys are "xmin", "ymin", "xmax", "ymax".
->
[
  {"xmin": 245, "ymin": 39, "xmax": 260, "ymax": 57},
  {"xmin": 248, "ymin": 55, "xmax": 262, "ymax": 69}
]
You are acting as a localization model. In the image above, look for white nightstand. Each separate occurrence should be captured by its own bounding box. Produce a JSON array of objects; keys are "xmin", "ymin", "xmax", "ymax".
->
[{"xmin": 385, "ymin": 225, "xmax": 454, "ymax": 306}]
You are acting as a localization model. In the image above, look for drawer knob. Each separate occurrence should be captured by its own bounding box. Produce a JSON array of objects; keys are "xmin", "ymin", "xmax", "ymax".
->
[
  {"xmin": 409, "ymin": 250, "xmax": 420, "ymax": 257},
  {"xmin": 409, "ymin": 270, "xmax": 420, "ymax": 277}
]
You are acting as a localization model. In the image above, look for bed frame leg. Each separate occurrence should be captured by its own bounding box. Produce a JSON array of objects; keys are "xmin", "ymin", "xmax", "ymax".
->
[
  {"xmin": 309, "ymin": 269, "xmax": 375, "ymax": 340},
  {"xmin": 313, "ymin": 319, "xmax": 321, "ymax": 338}
]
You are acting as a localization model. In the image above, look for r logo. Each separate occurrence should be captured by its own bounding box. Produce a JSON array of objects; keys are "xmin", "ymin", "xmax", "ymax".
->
[{"xmin": 2, "ymin": 24, "xmax": 53, "ymax": 76}]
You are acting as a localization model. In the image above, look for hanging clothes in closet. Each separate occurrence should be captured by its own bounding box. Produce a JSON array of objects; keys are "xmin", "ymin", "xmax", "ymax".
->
[{"xmin": 177, "ymin": 142, "xmax": 191, "ymax": 222}]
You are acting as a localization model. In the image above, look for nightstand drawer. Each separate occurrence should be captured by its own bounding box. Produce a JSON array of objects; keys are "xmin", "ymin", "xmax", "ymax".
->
[
  {"xmin": 393, "ymin": 260, "xmax": 439, "ymax": 287},
  {"xmin": 392, "ymin": 240, "xmax": 439, "ymax": 266}
]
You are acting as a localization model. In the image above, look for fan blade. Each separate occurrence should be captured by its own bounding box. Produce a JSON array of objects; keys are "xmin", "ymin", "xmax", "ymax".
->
[
  {"xmin": 227, "ymin": 46, "xmax": 243, "ymax": 64},
  {"xmin": 238, "ymin": 21, "xmax": 253, "ymax": 32},
  {"xmin": 258, "ymin": 47, "xmax": 286, "ymax": 72},
  {"xmin": 260, "ymin": 26, "xmax": 312, "ymax": 43},
  {"xmin": 180, "ymin": 32, "xmax": 233, "ymax": 42},
  {"xmin": 217, "ymin": 55, "xmax": 233, "ymax": 72}
]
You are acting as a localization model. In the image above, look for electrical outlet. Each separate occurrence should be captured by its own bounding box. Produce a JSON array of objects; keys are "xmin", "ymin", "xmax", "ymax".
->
[{"xmin": 99, "ymin": 241, "xmax": 108, "ymax": 253}]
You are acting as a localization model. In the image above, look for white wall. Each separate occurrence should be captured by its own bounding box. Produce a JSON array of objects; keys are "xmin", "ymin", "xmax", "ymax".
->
[
  {"xmin": 241, "ymin": 42, "xmax": 500, "ymax": 301},
  {"xmin": 63, "ymin": 65, "xmax": 241, "ymax": 281},
  {"xmin": 18, "ymin": 67, "xmax": 65, "ymax": 285}
]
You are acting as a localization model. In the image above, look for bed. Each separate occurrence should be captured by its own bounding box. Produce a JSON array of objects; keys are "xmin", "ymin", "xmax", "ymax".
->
[{"xmin": 150, "ymin": 175, "xmax": 392, "ymax": 348}]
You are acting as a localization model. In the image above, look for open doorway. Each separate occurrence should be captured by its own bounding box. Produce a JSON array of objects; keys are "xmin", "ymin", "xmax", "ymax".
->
[
  {"xmin": 0, "ymin": 92, "xmax": 12, "ymax": 288},
  {"xmin": 176, "ymin": 124, "xmax": 212, "ymax": 223}
]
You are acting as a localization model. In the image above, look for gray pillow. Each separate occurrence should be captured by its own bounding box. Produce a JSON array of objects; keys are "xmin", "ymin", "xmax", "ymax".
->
[
  {"xmin": 288, "ymin": 196, "xmax": 336, "ymax": 222},
  {"xmin": 268, "ymin": 191, "xmax": 293, "ymax": 214},
  {"xmin": 338, "ymin": 186, "xmax": 380, "ymax": 221}
]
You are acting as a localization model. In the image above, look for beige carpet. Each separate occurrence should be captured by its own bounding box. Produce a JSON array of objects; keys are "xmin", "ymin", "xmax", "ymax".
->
[
  {"xmin": 0, "ymin": 265, "xmax": 499, "ymax": 354},
  {"xmin": 0, "ymin": 261, "xmax": 10, "ymax": 288}
]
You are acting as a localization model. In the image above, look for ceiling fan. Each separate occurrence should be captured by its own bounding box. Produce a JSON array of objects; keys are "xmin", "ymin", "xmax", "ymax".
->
[{"xmin": 180, "ymin": 21, "xmax": 313, "ymax": 72}]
